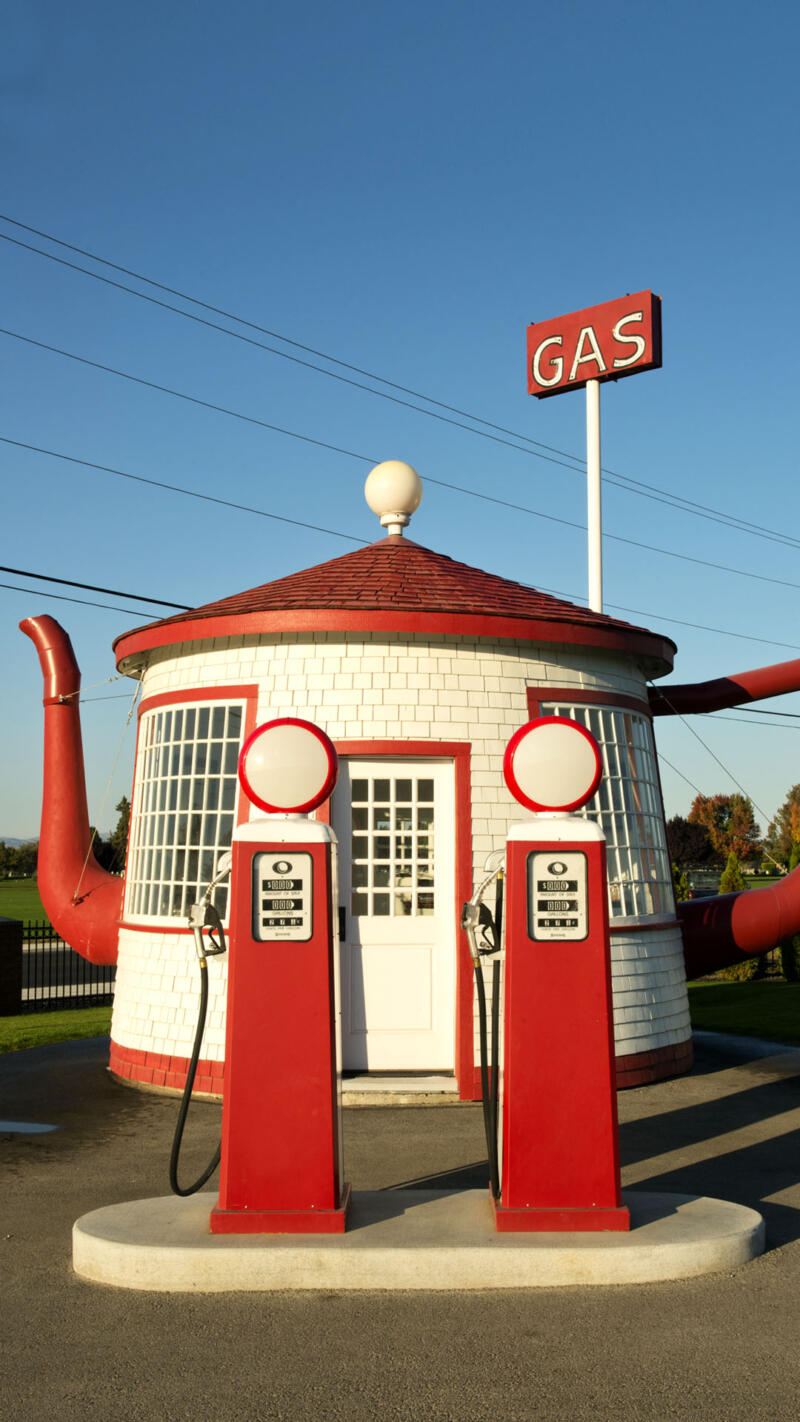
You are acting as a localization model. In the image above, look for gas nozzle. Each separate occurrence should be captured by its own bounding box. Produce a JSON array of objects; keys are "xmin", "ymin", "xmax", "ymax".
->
[
  {"xmin": 462, "ymin": 899, "xmax": 499, "ymax": 961},
  {"xmin": 188, "ymin": 851, "xmax": 233, "ymax": 963}
]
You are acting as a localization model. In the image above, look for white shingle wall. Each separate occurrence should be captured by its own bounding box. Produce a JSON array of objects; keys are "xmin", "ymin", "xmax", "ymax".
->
[{"xmin": 112, "ymin": 632, "xmax": 690, "ymax": 1067}]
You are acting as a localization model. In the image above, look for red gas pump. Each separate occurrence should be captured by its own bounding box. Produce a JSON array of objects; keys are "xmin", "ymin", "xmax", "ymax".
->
[
  {"xmin": 494, "ymin": 717, "xmax": 630, "ymax": 1232},
  {"xmin": 209, "ymin": 717, "xmax": 350, "ymax": 1235}
]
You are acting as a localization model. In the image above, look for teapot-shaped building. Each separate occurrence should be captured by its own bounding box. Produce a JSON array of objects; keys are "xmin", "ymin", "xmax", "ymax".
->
[{"xmin": 22, "ymin": 463, "xmax": 800, "ymax": 1098}]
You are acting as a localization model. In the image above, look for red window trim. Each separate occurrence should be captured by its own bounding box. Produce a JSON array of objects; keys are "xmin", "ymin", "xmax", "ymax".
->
[
  {"xmin": 527, "ymin": 686, "xmax": 651, "ymax": 719},
  {"xmin": 318, "ymin": 739, "xmax": 475, "ymax": 1101},
  {"xmin": 137, "ymin": 684, "xmax": 260, "ymax": 719},
  {"xmin": 120, "ymin": 684, "xmax": 260, "ymax": 931}
]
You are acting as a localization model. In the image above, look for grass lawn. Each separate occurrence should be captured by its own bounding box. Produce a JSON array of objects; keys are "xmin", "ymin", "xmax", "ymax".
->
[
  {"xmin": 688, "ymin": 981, "xmax": 800, "ymax": 1046},
  {"xmin": 0, "ymin": 878, "xmax": 47, "ymax": 923},
  {"xmin": 0, "ymin": 1006, "xmax": 111, "ymax": 1054}
]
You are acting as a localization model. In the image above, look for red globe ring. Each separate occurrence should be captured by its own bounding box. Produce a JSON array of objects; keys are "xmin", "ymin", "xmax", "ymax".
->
[
  {"xmin": 238, "ymin": 717, "xmax": 339, "ymax": 814},
  {"xmin": 503, "ymin": 716, "xmax": 603, "ymax": 814}
]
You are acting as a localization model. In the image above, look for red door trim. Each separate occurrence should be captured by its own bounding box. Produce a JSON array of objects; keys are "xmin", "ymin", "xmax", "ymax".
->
[{"xmin": 322, "ymin": 739, "xmax": 474, "ymax": 1099}]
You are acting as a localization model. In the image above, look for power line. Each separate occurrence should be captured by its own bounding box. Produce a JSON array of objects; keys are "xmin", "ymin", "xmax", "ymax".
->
[
  {"xmin": 655, "ymin": 753, "xmax": 706, "ymax": 798},
  {"xmin": 4, "ymin": 429, "xmax": 800, "ymax": 653},
  {"xmin": 428, "ymin": 473, "xmax": 800, "ymax": 594},
  {"xmin": 0, "ymin": 229, "xmax": 586, "ymax": 478},
  {"xmin": 4, "ymin": 330, "xmax": 800, "ymax": 595},
  {"xmin": 4, "ymin": 212, "xmax": 800, "ymax": 553},
  {"xmin": 537, "ymin": 583, "xmax": 800, "ymax": 653},
  {"xmin": 0, "ymin": 437, "xmax": 367, "ymax": 546},
  {"xmin": 0, "ymin": 327, "xmax": 378, "ymax": 469},
  {"xmin": 0, "ymin": 565, "xmax": 189, "ymax": 609},
  {"xmin": 648, "ymin": 681, "xmax": 775, "ymax": 830},
  {"xmin": 0, "ymin": 581, "xmax": 160, "ymax": 617},
  {"xmin": 734, "ymin": 705, "xmax": 800, "ymax": 720},
  {"xmin": 707, "ymin": 714, "xmax": 800, "ymax": 730}
]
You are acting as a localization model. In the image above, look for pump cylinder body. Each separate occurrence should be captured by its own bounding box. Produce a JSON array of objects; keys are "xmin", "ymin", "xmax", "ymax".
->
[
  {"xmin": 496, "ymin": 818, "xmax": 629, "ymax": 1232},
  {"xmin": 210, "ymin": 818, "xmax": 348, "ymax": 1235}
]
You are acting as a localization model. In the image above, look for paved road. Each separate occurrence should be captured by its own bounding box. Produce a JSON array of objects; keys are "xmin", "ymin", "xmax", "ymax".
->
[{"xmin": 3, "ymin": 1033, "xmax": 800, "ymax": 1421}]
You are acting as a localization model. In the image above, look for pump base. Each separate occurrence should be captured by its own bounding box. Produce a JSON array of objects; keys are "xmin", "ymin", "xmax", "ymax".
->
[
  {"xmin": 210, "ymin": 1184, "xmax": 351, "ymax": 1235},
  {"xmin": 73, "ymin": 1188, "xmax": 763, "ymax": 1291},
  {"xmin": 492, "ymin": 1196, "xmax": 630, "ymax": 1232}
]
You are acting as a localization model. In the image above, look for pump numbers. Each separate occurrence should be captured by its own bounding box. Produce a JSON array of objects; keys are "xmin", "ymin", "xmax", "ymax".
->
[
  {"xmin": 528, "ymin": 851, "xmax": 589, "ymax": 941},
  {"xmin": 253, "ymin": 852, "xmax": 313, "ymax": 941}
]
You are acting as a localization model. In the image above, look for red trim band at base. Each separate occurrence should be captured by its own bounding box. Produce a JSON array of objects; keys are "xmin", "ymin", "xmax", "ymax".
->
[
  {"xmin": 111, "ymin": 1034, "xmax": 694, "ymax": 1099},
  {"xmin": 109, "ymin": 1040, "xmax": 224, "ymax": 1098}
]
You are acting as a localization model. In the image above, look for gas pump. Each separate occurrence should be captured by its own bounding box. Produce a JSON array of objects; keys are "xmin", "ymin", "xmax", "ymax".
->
[
  {"xmin": 492, "ymin": 716, "xmax": 630, "ymax": 1232},
  {"xmin": 208, "ymin": 716, "xmax": 350, "ymax": 1235}
]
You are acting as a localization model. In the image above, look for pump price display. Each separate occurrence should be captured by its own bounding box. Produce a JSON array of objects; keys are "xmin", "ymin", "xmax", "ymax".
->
[
  {"xmin": 252, "ymin": 852, "xmax": 313, "ymax": 941},
  {"xmin": 527, "ymin": 852, "xmax": 589, "ymax": 942}
]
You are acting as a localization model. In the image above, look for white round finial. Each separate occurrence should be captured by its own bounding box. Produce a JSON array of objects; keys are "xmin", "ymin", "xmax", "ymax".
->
[{"xmin": 364, "ymin": 461, "xmax": 423, "ymax": 537}]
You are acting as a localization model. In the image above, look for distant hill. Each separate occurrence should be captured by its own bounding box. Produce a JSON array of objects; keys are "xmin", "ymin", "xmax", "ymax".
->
[{"xmin": 0, "ymin": 837, "xmax": 38, "ymax": 847}]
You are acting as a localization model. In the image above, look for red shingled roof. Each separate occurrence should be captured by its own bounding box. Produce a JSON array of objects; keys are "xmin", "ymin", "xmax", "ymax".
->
[
  {"xmin": 135, "ymin": 539, "xmax": 646, "ymax": 630},
  {"xmin": 114, "ymin": 537, "xmax": 676, "ymax": 670}
]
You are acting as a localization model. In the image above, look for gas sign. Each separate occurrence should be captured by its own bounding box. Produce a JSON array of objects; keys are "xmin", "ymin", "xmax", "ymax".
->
[{"xmin": 527, "ymin": 291, "xmax": 661, "ymax": 399}]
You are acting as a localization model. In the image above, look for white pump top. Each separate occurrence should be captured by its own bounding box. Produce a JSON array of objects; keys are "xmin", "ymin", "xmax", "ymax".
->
[{"xmin": 364, "ymin": 460, "xmax": 423, "ymax": 537}]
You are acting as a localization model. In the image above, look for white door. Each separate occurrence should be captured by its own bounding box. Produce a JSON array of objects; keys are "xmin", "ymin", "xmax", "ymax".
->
[{"xmin": 332, "ymin": 759, "xmax": 456, "ymax": 1071}]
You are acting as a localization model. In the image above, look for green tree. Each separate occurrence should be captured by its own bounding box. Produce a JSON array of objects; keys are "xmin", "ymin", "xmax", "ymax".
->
[
  {"xmin": 779, "ymin": 840, "xmax": 800, "ymax": 981},
  {"xmin": 666, "ymin": 816, "xmax": 715, "ymax": 867},
  {"xmin": 12, "ymin": 841, "xmax": 37, "ymax": 876},
  {"xmin": 88, "ymin": 826, "xmax": 113, "ymax": 872},
  {"xmin": 717, "ymin": 852, "xmax": 763, "ymax": 981},
  {"xmin": 718, "ymin": 851, "xmax": 746, "ymax": 894},
  {"xmin": 108, "ymin": 796, "xmax": 131, "ymax": 872},
  {"xmin": 764, "ymin": 785, "xmax": 800, "ymax": 870},
  {"xmin": 689, "ymin": 793, "xmax": 761, "ymax": 863},
  {"xmin": 671, "ymin": 862, "xmax": 690, "ymax": 901}
]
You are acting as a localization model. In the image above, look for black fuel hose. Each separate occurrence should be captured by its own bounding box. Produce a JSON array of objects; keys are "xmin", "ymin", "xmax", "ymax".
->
[
  {"xmin": 169, "ymin": 957, "xmax": 222, "ymax": 1197},
  {"xmin": 474, "ymin": 958, "xmax": 501, "ymax": 1199}
]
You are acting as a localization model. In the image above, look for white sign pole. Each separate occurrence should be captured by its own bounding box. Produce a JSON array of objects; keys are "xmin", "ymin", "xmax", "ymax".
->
[{"xmin": 586, "ymin": 377, "xmax": 602, "ymax": 612}]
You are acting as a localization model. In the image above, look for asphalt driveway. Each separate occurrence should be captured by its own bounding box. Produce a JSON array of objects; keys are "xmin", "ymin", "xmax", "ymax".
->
[{"xmin": 3, "ymin": 1032, "xmax": 800, "ymax": 1421}]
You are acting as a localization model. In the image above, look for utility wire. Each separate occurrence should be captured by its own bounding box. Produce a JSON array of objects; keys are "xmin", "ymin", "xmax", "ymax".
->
[
  {"xmin": 3, "ymin": 213, "xmax": 799, "ymax": 552},
  {"xmin": 535, "ymin": 583, "xmax": 800, "ymax": 653},
  {"xmin": 655, "ymin": 753, "xmax": 706, "ymax": 798},
  {"xmin": 0, "ymin": 229, "xmax": 586, "ymax": 476},
  {"xmin": 3, "ymin": 335, "xmax": 800, "ymax": 593},
  {"xmin": 4, "ymin": 428, "xmax": 800, "ymax": 653},
  {"xmin": 0, "ymin": 436, "xmax": 368, "ymax": 545},
  {"xmin": 707, "ymin": 714, "xmax": 800, "ymax": 730},
  {"xmin": 0, "ymin": 564, "xmax": 189, "ymax": 609},
  {"xmin": 734, "ymin": 705, "xmax": 800, "ymax": 720},
  {"xmin": 648, "ymin": 682, "xmax": 776, "ymax": 832},
  {"xmin": 0, "ymin": 581, "xmax": 161, "ymax": 617},
  {"xmin": 0, "ymin": 327, "xmax": 378, "ymax": 470}
]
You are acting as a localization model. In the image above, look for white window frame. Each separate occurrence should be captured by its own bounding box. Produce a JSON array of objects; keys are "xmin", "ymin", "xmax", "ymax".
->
[
  {"xmin": 125, "ymin": 698, "xmax": 246, "ymax": 924},
  {"xmin": 536, "ymin": 696, "xmax": 676, "ymax": 924}
]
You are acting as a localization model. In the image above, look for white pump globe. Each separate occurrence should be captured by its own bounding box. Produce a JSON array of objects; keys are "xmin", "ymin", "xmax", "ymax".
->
[
  {"xmin": 503, "ymin": 717, "xmax": 602, "ymax": 813},
  {"xmin": 364, "ymin": 461, "xmax": 423, "ymax": 527},
  {"xmin": 239, "ymin": 719, "xmax": 338, "ymax": 814}
]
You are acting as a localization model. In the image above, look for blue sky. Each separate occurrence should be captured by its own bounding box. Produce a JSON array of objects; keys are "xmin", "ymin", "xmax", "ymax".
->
[{"xmin": 3, "ymin": 0, "xmax": 800, "ymax": 841}]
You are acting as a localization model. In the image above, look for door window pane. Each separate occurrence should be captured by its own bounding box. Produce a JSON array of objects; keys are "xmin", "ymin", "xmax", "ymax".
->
[{"xmin": 347, "ymin": 773, "xmax": 437, "ymax": 917}]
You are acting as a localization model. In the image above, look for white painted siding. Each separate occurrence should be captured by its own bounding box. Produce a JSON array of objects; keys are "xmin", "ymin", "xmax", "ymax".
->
[{"xmin": 111, "ymin": 631, "xmax": 690, "ymax": 1070}]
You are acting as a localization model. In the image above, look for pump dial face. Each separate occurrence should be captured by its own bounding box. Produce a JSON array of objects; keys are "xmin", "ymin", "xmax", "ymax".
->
[
  {"xmin": 503, "ymin": 717, "xmax": 602, "ymax": 813},
  {"xmin": 238, "ymin": 718, "xmax": 338, "ymax": 814}
]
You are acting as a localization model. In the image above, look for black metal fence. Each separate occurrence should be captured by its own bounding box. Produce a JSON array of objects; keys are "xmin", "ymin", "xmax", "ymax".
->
[{"xmin": 21, "ymin": 921, "xmax": 116, "ymax": 1012}]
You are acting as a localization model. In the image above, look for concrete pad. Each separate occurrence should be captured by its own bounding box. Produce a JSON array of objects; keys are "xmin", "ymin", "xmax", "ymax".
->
[
  {"xmin": 72, "ymin": 1188, "xmax": 765, "ymax": 1292},
  {"xmin": 341, "ymin": 1074, "xmax": 460, "ymax": 1106}
]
